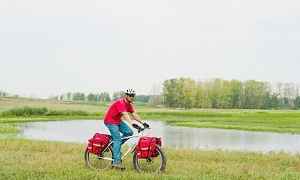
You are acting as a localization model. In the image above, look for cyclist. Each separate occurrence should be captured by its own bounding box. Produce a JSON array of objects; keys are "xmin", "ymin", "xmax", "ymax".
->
[{"xmin": 104, "ymin": 89, "xmax": 149, "ymax": 170}]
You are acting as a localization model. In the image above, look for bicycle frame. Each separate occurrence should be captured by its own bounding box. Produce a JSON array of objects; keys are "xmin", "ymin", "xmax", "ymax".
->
[{"xmin": 99, "ymin": 128, "xmax": 149, "ymax": 162}]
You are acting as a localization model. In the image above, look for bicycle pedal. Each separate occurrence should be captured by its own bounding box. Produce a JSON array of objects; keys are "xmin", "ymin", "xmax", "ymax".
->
[
  {"xmin": 146, "ymin": 158, "xmax": 152, "ymax": 162},
  {"xmin": 97, "ymin": 153, "xmax": 104, "ymax": 159}
]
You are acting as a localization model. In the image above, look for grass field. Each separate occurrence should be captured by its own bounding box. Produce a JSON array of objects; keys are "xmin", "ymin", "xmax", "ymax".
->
[
  {"xmin": 1, "ymin": 139, "xmax": 300, "ymax": 180},
  {"xmin": 1, "ymin": 97, "xmax": 300, "ymax": 179}
]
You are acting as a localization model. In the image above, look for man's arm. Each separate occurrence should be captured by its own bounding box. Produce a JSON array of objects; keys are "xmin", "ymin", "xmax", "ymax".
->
[
  {"xmin": 130, "ymin": 112, "xmax": 143, "ymax": 124},
  {"xmin": 131, "ymin": 112, "xmax": 150, "ymax": 128},
  {"xmin": 122, "ymin": 112, "xmax": 144, "ymax": 131},
  {"xmin": 121, "ymin": 112, "xmax": 135, "ymax": 124}
]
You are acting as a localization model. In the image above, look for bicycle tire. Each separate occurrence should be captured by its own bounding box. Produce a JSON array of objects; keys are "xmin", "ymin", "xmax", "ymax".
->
[
  {"xmin": 84, "ymin": 146, "xmax": 113, "ymax": 170},
  {"xmin": 132, "ymin": 144, "xmax": 166, "ymax": 173}
]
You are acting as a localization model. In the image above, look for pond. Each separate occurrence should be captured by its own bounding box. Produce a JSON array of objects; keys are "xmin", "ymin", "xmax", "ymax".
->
[{"xmin": 19, "ymin": 120, "xmax": 300, "ymax": 154}]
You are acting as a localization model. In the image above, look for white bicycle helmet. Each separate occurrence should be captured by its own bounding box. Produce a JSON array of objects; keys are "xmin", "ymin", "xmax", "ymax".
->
[{"xmin": 125, "ymin": 89, "xmax": 136, "ymax": 96}]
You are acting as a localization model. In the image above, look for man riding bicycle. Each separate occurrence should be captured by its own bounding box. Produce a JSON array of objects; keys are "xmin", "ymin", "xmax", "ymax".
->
[{"xmin": 104, "ymin": 89, "xmax": 149, "ymax": 170}]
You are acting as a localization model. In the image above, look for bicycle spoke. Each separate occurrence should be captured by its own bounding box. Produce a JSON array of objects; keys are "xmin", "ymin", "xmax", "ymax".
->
[
  {"xmin": 85, "ymin": 147, "xmax": 113, "ymax": 170},
  {"xmin": 133, "ymin": 145, "xmax": 166, "ymax": 173}
]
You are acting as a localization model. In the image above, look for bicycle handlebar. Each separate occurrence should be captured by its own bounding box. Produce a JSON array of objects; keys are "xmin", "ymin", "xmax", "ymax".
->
[
  {"xmin": 137, "ymin": 127, "xmax": 150, "ymax": 133},
  {"xmin": 132, "ymin": 123, "xmax": 151, "ymax": 133}
]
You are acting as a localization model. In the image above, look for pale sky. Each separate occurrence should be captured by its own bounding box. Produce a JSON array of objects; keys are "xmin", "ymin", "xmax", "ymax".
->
[{"xmin": 1, "ymin": 0, "xmax": 300, "ymax": 98}]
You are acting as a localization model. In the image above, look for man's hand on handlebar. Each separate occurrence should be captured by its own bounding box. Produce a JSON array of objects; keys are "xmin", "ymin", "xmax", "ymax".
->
[
  {"xmin": 132, "ymin": 123, "xmax": 143, "ymax": 132},
  {"xmin": 142, "ymin": 122, "xmax": 150, "ymax": 129}
]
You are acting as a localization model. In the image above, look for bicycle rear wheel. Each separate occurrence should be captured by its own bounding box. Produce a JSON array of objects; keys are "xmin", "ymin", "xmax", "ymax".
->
[
  {"xmin": 84, "ymin": 146, "xmax": 113, "ymax": 170},
  {"xmin": 133, "ymin": 145, "xmax": 166, "ymax": 173}
]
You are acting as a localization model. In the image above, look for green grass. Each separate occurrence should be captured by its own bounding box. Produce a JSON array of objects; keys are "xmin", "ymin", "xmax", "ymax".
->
[
  {"xmin": 147, "ymin": 111, "xmax": 300, "ymax": 134},
  {"xmin": 0, "ymin": 139, "xmax": 299, "ymax": 180}
]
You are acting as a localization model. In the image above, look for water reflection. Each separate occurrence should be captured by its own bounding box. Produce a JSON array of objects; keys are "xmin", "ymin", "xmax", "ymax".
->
[{"xmin": 20, "ymin": 120, "xmax": 300, "ymax": 153}]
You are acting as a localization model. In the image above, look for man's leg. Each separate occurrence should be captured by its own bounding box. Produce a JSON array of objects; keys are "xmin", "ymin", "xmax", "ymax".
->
[
  {"xmin": 119, "ymin": 121, "xmax": 134, "ymax": 144},
  {"xmin": 105, "ymin": 124, "xmax": 122, "ymax": 166}
]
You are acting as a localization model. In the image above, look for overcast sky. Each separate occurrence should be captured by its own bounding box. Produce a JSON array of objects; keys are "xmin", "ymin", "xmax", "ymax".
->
[{"xmin": 1, "ymin": 0, "xmax": 300, "ymax": 98}]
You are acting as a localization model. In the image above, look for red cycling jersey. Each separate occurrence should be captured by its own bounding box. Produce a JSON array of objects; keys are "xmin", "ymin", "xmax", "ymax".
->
[{"xmin": 104, "ymin": 98, "xmax": 134, "ymax": 125}]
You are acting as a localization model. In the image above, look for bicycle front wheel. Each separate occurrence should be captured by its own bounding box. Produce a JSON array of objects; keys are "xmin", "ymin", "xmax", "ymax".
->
[
  {"xmin": 84, "ymin": 146, "xmax": 113, "ymax": 170},
  {"xmin": 133, "ymin": 145, "xmax": 166, "ymax": 173}
]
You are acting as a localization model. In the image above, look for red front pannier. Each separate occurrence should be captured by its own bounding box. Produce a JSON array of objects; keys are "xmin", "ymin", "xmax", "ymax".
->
[
  {"xmin": 136, "ymin": 136, "xmax": 162, "ymax": 159},
  {"xmin": 86, "ymin": 133, "xmax": 111, "ymax": 155}
]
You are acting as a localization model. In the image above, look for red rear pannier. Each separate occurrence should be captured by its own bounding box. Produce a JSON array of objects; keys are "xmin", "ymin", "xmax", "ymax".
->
[
  {"xmin": 136, "ymin": 136, "xmax": 161, "ymax": 159},
  {"xmin": 86, "ymin": 133, "xmax": 111, "ymax": 155}
]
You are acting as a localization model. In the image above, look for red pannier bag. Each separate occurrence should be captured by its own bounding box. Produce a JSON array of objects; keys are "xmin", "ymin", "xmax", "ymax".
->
[
  {"xmin": 136, "ymin": 136, "xmax": 162, "ymax": 159},
  {"xmin": 86, "ymin": 133, "xmax": 111, "ymax": 155}
]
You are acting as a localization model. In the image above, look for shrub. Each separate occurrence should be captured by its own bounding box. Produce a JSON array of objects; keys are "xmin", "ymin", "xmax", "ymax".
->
[
  {"xmin": 1, "ymin": 107, "xmax": 89, "ymax": 117},
  {"xmin": 46, "ymin": 110, "xmax": 88, "ymax": 116},
  {"xmin": 1, "ymin": 107, "xmax": 48, "ymax": 117}
]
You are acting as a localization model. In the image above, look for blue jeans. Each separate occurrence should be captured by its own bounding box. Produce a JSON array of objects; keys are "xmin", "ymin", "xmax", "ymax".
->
[{"xmin": 105, "ymin": 121, "xmax": 133, "ymax": 165}]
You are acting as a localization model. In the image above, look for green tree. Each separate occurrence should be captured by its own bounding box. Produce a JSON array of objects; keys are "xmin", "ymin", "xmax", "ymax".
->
[
  {"xmin": 163, "ymin": 79, "xmax": 180, "ymax": 107},
  {"xmin": 207, "ymin": 79, "xmax": 224, "ymax": 108},
  {"xmin": 178, "ymin": 78, "xmax": 197, "ymax": 109},
  {"xmin": 87, "ymin": 93, "xmax": 97, "ymax": 102},
  {"xmin": 73, "ymin": 92, "xmax": 85, "ymax": 101},
  {"xmin": 269, "ymin": 93, "xmax": 280, "ymax": 109},
  {"xmin": 135, "ymin": 95, "xmax": 150, "ymax": 103},
  {"xmin": 112, "ymin": 91, "xmax": 123, "ymax": 100},
  {"xmin": 99, "ymin": 92, "xmax": 111, "ymax": 102},
  {"xmin": 241, "ymin": 80, "xmax": 270, "ymax": 109},
  {"xmin": 67, "ymin": 92, "xmax": 72, "ymax": 101},
  {"xmin": 294, "ymin": 96, "xmax": 300, "ymax": 109},
  {"xmin": 229, "ymin": 80, "xmax": 243, "ymax": 108},
  {"xmin": 148, "ymin": 95, "xmax": 163, "ymax": 106}
]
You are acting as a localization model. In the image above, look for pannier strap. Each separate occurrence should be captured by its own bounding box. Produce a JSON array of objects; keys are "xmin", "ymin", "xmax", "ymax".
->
[{"xmin": 93, "ymin": 143, "xmax": 104, "ymax": 147}]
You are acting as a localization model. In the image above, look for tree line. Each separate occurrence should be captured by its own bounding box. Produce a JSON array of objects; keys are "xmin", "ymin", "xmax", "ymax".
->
[
  {"xmin": 56, "ymin": 91, "xmax": 156, "ymax": 104},
  {"xmin": 56, "ymin": 92, "xmax": 111, "ymax": 102},
  {"xmin": 3, "ymin": 77, "xmax": 300, "ymax": 109},
  {"xmin": 162, "ymin": 78, "xmax": 300, "ymax": 109}
]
